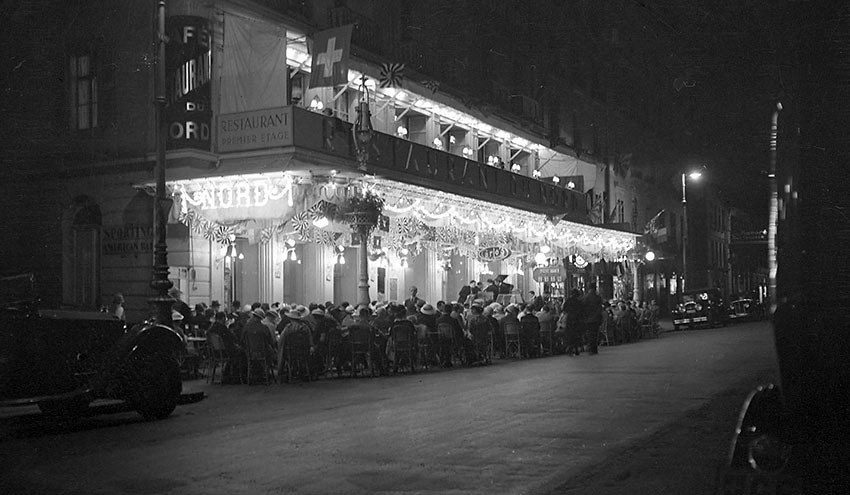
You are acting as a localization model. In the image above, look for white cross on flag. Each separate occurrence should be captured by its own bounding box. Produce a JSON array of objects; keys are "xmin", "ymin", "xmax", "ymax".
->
[{"xmin": 310, "ymin": 25, "xmax": 353, "ymax": 88}]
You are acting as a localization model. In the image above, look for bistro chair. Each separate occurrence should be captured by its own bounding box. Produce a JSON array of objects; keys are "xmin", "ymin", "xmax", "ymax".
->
[
  {"xmin": 538, "ymin": 318, "xmax": 555, "ymax": 357},
  {"xmin": 207, "ymin": 332, "xmax": 241, "ymax": 385},
  {"xmin": 436, "ymin": 322, "xmax": 458, "ymax": 366},
  {"xmin": 243, "ymin": 332, "xmax": 277, "ymax": 385},
  {"xmin": 503, "ymin": 321, "xmax": 521, "ymax": 359},
  {"xmin": 519, "ymin": 317, "xmax": 541, "ymax": 358},
  {"xmin": 389, "ymin": 322, "xmax": 417, "ymax": 374},
  {"xmin": 348, "ymin": 325, "xmax": 377, "ymax": 377},
  {"xmin": 324, "ymin": 326, "xmax": 345, "ymax": 378},
  {"xmin": 283, "ymin": 327, "xmax": 313, "ymax": 383},
  {"xmin": 467, "ymin": 320, "xmax": 492, "ymax": 365}
]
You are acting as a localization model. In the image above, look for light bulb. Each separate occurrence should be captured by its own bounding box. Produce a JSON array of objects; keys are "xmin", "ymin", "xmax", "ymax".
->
[
  {"xmin": 312, "ymin": 216, "xmax": 329, "ymax": 228},
  {"xmin": 540, "ymin": 245, "xmax": 551, "ymax": 254},
  {"xmin": 238, "ymin": 253, "xmax": 244, "ymax": 260},
  {"xmin": 338, "ymin": 255, "xmax": 346, "ymax": 265},
  {"xmin": 289, "ymin": 250, "xmax": 297, "ymax": 261},
  {"xmin": 285, "ymin": 238, "xmax": 296, "ymax": 248}
]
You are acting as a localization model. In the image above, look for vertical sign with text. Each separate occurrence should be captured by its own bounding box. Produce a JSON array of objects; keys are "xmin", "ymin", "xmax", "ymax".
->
[{"xmin": 166, "ymin": 16, "xmax": 212, "ymax": 150}]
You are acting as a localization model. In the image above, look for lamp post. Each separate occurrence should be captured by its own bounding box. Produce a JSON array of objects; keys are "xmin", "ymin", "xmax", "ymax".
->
[
  {"xmin": 350, "ymin": 76, "xmax": 377, "ymax": 306},
  {"xmin": 681, "ymin": 170, "xmax": 703, "ymax": 293},
  {"xmin": 150, "ymin": 0, "xmax": 174, "ymax": 325}
]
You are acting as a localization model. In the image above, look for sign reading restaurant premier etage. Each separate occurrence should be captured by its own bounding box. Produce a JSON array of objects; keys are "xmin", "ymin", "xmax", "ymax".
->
[{"xmin": 217, "ymin": 107, "xmax": 293, "ymax": 153}]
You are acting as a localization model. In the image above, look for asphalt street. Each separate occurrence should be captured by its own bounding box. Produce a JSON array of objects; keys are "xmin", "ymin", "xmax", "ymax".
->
[{"xmin": 0, "ymin": 320, "xmax": 778, "ymax": 495}]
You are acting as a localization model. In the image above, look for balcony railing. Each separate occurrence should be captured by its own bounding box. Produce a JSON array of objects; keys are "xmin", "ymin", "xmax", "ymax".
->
[{"xmin": 290, "ymin": 106, "xmax": 586, "ymax": 220}]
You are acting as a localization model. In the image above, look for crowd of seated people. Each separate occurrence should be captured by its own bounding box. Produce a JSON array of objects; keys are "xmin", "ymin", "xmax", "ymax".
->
[{"xmin": 168, "ymin": 286, "xmax": 661, "ymax": 384}]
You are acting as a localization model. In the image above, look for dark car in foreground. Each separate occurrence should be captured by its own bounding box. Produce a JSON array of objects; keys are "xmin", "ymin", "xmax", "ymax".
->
[
  {"xmin": 0, "ymin": 273, "xmax": 186, "ymax": 420},
  {"xmin": 672, "ymin": 288, "xmax": 729, "ymax": 331},
  {"xmin": 717, "ymin": 5, "xmax": 849, "ymax": 494}
]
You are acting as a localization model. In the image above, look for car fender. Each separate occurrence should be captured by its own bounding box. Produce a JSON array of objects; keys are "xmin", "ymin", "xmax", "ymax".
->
[
  {"xmin": 725, "ymin": 383, "xmax": 785, "ymax": 470},
  {"xmin": 96, "ymin": 321, "xmax": 184, "ymax": 397}
]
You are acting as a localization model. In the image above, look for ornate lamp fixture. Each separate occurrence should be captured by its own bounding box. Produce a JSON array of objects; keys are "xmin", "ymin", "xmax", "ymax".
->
[
  {"xmin": 352, "ymin": 76, "xmax": 375, "ymax": 171},
  {"xmin": 340, "ymin": 189, "xmax": 385, "ymax": 306}
]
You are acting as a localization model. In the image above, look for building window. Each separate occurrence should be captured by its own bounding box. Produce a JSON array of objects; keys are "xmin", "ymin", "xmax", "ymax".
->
[
  {"xmin": 335, "ymin": 90, "xmax": 350, "ymax": 122},
  {"xmin": 70, "ymin": 54, "xmax": 98, "ymax": 130}
]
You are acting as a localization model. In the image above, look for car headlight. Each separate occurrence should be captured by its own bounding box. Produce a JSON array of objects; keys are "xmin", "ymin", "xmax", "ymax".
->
[{"xmin": 747, "ymin": 433, "xmax": 790, "ymax": 472}]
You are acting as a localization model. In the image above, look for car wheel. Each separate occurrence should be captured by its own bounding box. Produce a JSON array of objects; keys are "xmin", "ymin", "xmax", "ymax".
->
[
  {"xmin": 38, "ymin": 396, "xmax": 90, "ymax": 417},
  {"xmin": 127, "ymin": 349, "xmax": 182, "ymax": 421}
]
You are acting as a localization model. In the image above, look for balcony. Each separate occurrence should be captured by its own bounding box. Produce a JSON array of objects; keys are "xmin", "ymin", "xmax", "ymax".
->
[{"xmin": 215, "ymin": 106, "xmax": 587, "ymax": 221}]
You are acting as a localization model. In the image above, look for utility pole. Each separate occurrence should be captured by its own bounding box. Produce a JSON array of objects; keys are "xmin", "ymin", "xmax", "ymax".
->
[
  {"xmin": 767, "ymin": 101, "xmax": 782, "ymax": 315},
  {"xmin": 150, "ymin": 0, "xmax": 174, "ymax": 325}
]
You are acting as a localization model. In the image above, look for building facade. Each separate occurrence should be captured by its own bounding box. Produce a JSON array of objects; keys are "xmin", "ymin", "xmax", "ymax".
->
[{"xmin": 1, "ymin": 0, "xmax": 729, "ymax": 321}]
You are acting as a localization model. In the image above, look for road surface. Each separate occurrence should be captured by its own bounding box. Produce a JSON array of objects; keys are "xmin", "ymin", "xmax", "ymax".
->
[{"xmin": 0, "ymin": 320, "xmax": 777, "ymax": 495}]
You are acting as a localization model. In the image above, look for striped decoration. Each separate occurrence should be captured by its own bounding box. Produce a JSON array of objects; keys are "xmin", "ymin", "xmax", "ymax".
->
[{"xmin": 379, "ymin": 62, "xmax": 405, "ymax": 88}]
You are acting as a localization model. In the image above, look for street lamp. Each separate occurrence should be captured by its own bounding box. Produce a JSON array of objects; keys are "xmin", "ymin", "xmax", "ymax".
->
[
  {"xmin": 681, "ymin": 169, "xmax": 703, "ymax": 292},
  {"xmin": 150, "ymin": 0, "xmax": 174, "ymax": 326}
]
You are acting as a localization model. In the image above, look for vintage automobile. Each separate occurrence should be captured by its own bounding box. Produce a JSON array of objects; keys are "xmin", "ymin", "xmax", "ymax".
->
[
  {"xmin": 0, "ymin": 273, "xmax": 185, "ymax": 420},
  {"xmin": 728, "ymin": 298, "xmax": 765, "ymax": 323},
  {"xmin": 671, "ymin": 287, "xmax": 729, "ymax": 331},
  {"xmin": 718, "ymin": 5, "xmax": 849, "ymax": 493}
]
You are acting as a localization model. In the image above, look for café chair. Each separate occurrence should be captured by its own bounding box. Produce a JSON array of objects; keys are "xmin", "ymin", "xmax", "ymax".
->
[{"xmin": 244, "ymin": 332, "xmax": 277, "ymax": 385}]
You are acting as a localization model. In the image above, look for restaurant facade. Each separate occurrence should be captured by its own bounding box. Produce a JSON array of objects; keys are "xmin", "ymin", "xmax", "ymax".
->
[{"xmin": 3, "ymin": 0, "xmax": 655, "ymax": 322}]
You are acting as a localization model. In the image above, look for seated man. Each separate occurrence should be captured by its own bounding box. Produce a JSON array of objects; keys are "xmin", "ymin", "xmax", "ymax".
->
[{"xmin": 207, "ymin": 311, "xmax": 245, "ymax": 383}]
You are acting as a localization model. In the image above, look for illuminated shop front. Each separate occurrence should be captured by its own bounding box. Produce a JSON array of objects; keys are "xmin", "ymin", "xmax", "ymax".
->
[{"xmin": 160, "ymin": 168, "xmax": 637, "ymax": 308}]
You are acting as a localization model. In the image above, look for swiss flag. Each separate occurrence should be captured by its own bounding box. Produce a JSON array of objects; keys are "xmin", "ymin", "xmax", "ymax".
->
[{"xmin": 310, "ymin": 25, "xmax": 353, "ymax": 88}]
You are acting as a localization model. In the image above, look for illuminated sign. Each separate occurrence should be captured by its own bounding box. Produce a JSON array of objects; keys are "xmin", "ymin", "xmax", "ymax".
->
[
  {"xmin": 478, "ymin": 246, "xmax": 511, "ymax": 261},
  {"xmin": 180, "ymin": 179, "xmax": 293, "ymax": 211},
  {"xmin": 533, "ymin": 265, "xmax": 565, "ymax": 283},
  {"xmin": 217, "ymin": 107, "xmax": 293, "ymax": 153},
  {"xmin": 166, "ymin": 16, "xmax": 212, "ymax": 150}
]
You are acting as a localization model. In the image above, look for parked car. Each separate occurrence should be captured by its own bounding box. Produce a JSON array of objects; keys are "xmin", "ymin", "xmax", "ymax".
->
[
  {"xmin": 672, "ymin": 288, "xmax": 729, "ymax": 331},
  {"xmin": 728, "ymin": 298, "xmax": 766, "ymax": 322},
  {"xmin": 718, "ymin": 6, "xmax": 849, "ymax": 493},
  {"xmin": 0, "ymin": 273, "xmax": 186, "ymax": 420}
]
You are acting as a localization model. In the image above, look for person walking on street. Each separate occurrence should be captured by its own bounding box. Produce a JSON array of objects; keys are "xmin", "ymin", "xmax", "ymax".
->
[
  {"xmin": 562, "ymin": 289, "xmax": 585, "ymax": 355},
  {"xmin": 581, "ymin": 283, "xmax": 604, "ymax": 355}
]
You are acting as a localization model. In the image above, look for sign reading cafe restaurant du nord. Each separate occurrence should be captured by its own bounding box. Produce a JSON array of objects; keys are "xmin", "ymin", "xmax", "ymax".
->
[{"xmin": 217, "ymin": 107, "xmax": 293, "ymax": 153}]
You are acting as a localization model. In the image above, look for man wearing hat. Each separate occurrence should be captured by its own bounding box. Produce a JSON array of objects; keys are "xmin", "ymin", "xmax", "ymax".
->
[
  {"xmin": 242, "ymin": 308, "xmax": 276, "ymax": 381},
  {"xmin": 278, "ymin": 305, "xmax": 314, "ymax": 380},
  {"xmin": 418, "ymin": 303, "xmax": 439, "ymax": 367},
  {"xmin": 169, "ymin": 287, "xmax": 192, "ymax": 325}
]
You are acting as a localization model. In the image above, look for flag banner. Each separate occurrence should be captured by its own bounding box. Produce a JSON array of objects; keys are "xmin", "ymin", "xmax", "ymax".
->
[
  {"xmin": 379, "ymin": 62, "xmax": 404, "ymax": 88},
  {"xmin": 309, "ymin": 25, "xmax": 353, "ymax": 88},
  {"xmin": 644, "ymin": 209, "xmax": 665, "ymax": 235},
  {"xmin": 220, "ymin": 14, "xmax": 288, "ymax": 114},
  {"xmin": 587, "ymin": 199, "xmax": 604, "ymax": 225}
]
